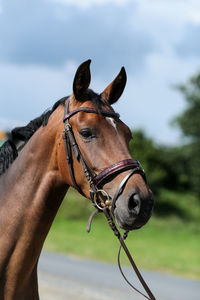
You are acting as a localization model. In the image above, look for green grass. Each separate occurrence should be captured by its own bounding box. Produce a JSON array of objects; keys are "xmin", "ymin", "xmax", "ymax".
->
[{"xmin": 44, "ymin": 189, "xmax": 200, "ymax": 280}]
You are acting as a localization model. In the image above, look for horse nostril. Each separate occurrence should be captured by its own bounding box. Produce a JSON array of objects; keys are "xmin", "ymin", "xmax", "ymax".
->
[{"xmin": 128, "ymin": 193, "xmax": 141, "ymax": 215}]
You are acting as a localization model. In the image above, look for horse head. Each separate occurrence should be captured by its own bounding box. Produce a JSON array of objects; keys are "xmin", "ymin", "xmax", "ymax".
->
[{"xmin": 57, "ymin": 60, "xmax": 154, "ymax": 231}]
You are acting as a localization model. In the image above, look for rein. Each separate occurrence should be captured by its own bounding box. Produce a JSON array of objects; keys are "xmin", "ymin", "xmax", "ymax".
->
[{"xmin": 62, "ymin": 97, "xmax": 156, "ymax": 300}]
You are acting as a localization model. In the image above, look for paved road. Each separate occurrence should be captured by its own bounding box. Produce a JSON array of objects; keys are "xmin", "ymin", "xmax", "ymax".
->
[{"xmin": 38, "ymin": 251, "xmax": 200, "ymax": 300}]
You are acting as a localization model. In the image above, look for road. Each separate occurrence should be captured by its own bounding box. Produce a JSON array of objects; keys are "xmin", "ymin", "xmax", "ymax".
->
[{"xmin": 38, "ymin": 251, "xmax": 200, "ymax": 300}]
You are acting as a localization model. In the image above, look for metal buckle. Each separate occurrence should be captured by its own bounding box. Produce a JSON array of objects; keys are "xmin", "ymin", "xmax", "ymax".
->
[
  {"xmin": 93, "ymin": 189, "xmax": 112, "ymax": 211},
  {"xmin": 64, "ymin": 123, "xmax": 71, "ymax": 131}
]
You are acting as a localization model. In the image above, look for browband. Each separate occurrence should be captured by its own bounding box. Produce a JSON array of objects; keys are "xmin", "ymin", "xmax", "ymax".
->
[{"xmin": 63, "ymin": 107, "xmax": 120, "ymax": 123}]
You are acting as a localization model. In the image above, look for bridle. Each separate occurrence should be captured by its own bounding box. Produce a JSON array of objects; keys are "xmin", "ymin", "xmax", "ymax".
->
[
  {"xmin": 63, "ymin": 97, "xmax": 146, "ymax": 211},
  {"xmin": 62, "ymin": 96, "xmax": 156, "ymax": 300}
]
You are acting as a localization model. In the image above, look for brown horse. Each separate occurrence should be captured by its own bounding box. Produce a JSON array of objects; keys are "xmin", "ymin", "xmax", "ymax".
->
[{"xmin": 0, "ymin": 60, "xmax": 154, "ymax": 299}]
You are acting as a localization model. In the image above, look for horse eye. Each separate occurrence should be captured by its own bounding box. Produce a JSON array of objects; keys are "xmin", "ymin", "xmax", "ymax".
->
[{"xmin": 79, "ymin": 128, "xmax": 93, "ymax": 139}]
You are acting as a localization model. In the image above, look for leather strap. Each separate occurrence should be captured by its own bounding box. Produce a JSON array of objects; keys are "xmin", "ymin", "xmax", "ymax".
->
[
  {"xmin": 93, "ymin": 159, "xmax": 146, "ymax": 187},
  {"xmin": 63, "ymin": 107, "xmax": 119, "ymax": 123},
  {"xmin": 103, "ymin": 208, "xmax": 156, "ymax": 300},
  {"xmin": 111, "ymin": 169, "xmax": 138, "ymax": 213},
  {"xmin": 62, "ymin": 130, "xmax": 83, "ymax": 194}
]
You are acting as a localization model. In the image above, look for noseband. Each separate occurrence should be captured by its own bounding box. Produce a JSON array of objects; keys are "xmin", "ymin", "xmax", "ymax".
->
[{"xmin": 62, "ymin": 97, "xmax": 156, "ymax": 300}]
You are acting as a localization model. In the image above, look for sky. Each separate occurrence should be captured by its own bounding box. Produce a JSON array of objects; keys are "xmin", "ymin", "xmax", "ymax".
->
[{"xmin": 0, "ymin": 0, "xmax": 200, "ymax": 145}]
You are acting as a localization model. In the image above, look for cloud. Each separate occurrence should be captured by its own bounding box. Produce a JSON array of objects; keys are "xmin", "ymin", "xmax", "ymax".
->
[
  {"xmin": 0, "ymin": 61, "xmax": 77, "ymax": 122},
  {"xmin": 0, "ymin": 56, "xmax": 188, "ymax": 145},
  {"xmin": 50, "ymin": 0, "xmax": 129, "ymax": 9},
  {"xmin": 1, "ymin": 0, "xmax": 200, "ymax": 145},
  {"xmin": 114, "ymin": 49, "xmax": 200, "ymax": 145},
  {"xmin": 136, "ymin": 0, "xmax": 200, "ymax": 26},
  {"xmin": 51, "ymin": 0, "xmax": 200, "ymax": 23},
  {"xmin": 176, "ymin": 24, "xmax": 200, "ymax": 58},
  {"xmin": 0, "ymin": 0, "xmax": 155, "ymax": 76}
]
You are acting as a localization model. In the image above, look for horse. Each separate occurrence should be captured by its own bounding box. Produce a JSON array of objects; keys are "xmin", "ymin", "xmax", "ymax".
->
[{"xmin": 0, "ymin": 60, "xmax": 154, "ymax": 300}]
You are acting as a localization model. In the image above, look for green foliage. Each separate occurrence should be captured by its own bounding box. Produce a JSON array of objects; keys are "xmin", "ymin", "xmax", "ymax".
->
[
  {"xmin": 175, "ymin": 74, "xmax": 200, "ymax": 140},
  {"xmin": 129, "ymin": 130, "xmax": 190, "ymax": 195},
  {"xmin": 130, "ymin": 130, "xmax": 164, "ymax": 191},
  {"xmin": 129, "ymin": 128, "xmax": 200, "ymax": 216},
  {"xmin": 174, "ymin": 73, "xmax": 200, "ymax": 194}
]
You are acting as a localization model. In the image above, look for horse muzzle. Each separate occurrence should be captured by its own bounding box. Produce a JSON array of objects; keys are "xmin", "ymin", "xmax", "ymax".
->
[{"xmin": 113, "ymin": 190, "xmax": 154, "ymax": 230}]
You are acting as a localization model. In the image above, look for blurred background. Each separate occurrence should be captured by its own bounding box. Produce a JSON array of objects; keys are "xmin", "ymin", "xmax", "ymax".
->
[{"xmin": 0, "ymin": 0, "xmax": 199, "ymax": 280}]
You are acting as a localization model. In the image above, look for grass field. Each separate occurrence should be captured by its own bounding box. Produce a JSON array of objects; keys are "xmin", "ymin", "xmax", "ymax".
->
[{"xmin": 44, "ymin": 188, "xmax": 200, "ymax": 280}]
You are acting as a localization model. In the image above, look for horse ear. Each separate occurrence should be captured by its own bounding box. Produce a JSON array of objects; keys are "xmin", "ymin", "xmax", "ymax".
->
[
  {"xmin": 101, "ymin": 67, "xmax": 127, "ymax": 104},
  {"xmin": 73, "ymin": 59, "xmax": 91, "ymax": 101}
]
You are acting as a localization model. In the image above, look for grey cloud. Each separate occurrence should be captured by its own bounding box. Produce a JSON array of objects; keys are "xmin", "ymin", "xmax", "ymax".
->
[
  {"xmin": 176, "ymin": 24, "xmax": 200, "ymax": 58},
  {"xmin": 0, "ymin": 0, "xmax": 155, "ymax": 75}
]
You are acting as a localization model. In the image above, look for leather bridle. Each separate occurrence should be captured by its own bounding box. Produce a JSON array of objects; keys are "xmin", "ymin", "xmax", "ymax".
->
[
  {"xmin": 63, "ymin": 97, "xmax": 146, "ymax": 211},
  {"xmin": 62, "ymin": 97, "xmax": 156, "ymax": 300}
]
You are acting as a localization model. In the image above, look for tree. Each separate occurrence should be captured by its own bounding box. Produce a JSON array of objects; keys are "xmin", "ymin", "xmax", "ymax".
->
[
  {"xmin": 174, "ymin": 73, "xmax": 200, "ymax": 195},
  {"xmin": 129, "ymin": 129, "xmax": 192, "ymax": 217},
  {"xmin": 130, "ymin": 130, "xmax": 190, "ymax": 194}
]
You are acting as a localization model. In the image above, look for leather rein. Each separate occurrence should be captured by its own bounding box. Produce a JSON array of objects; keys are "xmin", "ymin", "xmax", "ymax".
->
[{"xmin": 62, "ymin": 97, "xmax": 156, "ymax": 300}]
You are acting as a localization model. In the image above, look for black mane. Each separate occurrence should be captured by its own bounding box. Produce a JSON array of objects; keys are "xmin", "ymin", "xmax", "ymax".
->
[
  {"xmin": 0, "ymin": 91, "xmax": 112, "ymax": 176},
  {"xmin": 0, "ymin": 97, "xmax": 66, "ymax": 176}
]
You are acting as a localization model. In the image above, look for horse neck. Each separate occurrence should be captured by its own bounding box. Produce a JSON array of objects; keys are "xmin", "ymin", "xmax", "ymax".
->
[{"xmin": 0, "ymin": 110, "xmax": 69, "ymax": 299}]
